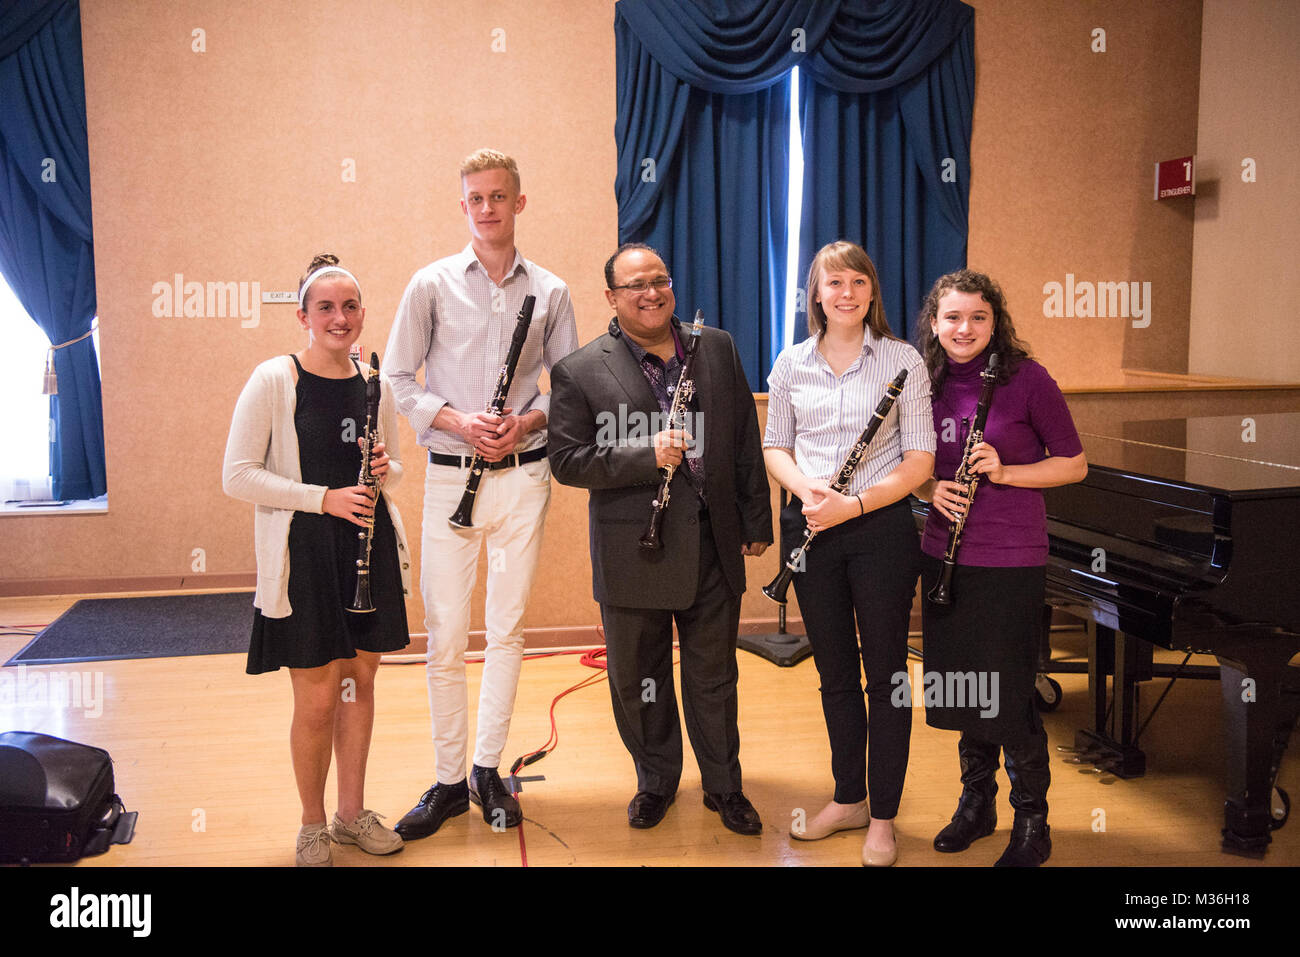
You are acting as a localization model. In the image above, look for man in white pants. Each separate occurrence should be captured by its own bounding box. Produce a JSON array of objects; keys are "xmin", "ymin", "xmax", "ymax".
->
[{"xmin": 383, "ymin": 149, "xmax": 578, "ymax": 838}]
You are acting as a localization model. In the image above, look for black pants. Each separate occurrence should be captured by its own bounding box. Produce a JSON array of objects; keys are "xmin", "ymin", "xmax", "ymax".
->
[
  {"xmin": 789, "ymin": 498, "xmax": 919, "ymax": 817},
  {"xmin": 599, "ymin": 516, "xmax": 744, "ymax": 796}
]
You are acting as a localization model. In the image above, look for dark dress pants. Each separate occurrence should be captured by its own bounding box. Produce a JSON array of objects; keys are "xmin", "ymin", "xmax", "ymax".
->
[
  {"xmin": 789, "ymin": 498, "xmax": 919, "ymax": 817},
  {"xmin": 599, "ymin": 515, "xmax": 743, "ymax": 796}
]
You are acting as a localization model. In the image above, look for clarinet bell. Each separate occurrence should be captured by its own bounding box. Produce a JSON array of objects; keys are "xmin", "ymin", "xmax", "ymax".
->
[
  {"xmin": 348, "ymin": 556, "xmax": 376, "ymax": 614},
  {"xmin": 448, "ymin": 493, "xmax": 476, "ymax": 530},
  {"xmin": 761, "ymin": 561, "xmax": 795, "ymax": 604},
  {"xmin": 927, "ymin": 560, "xmax": 956, "ymax": 606},
  {"xmin": 639, "ymin": 503, "xmax": 665, "ymax": 549}
]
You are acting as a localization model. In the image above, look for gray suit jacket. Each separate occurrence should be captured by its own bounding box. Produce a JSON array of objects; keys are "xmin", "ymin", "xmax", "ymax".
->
[{"xmin": 547, "ymin": 318, "xmax": 772, "ymax": 609}]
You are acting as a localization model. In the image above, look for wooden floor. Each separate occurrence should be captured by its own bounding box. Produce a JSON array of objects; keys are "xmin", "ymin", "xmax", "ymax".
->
[{"xmin": 1, "ymin": 590, "xmax": 1296, "ymax": 868}]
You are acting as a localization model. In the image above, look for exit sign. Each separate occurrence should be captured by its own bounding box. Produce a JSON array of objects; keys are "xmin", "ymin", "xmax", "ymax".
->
[{"xmin": 1155, "ymin": 155, "xmax": 1195, "ymax": 199}]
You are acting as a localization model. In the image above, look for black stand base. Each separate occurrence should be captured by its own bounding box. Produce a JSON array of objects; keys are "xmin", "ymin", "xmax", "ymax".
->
[{"xmin": 738, "ymin": 631, "xmax": 811, "ymax": 668}]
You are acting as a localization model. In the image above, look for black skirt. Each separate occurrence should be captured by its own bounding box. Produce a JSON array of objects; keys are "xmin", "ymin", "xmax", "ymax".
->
[
  {"xmin": 247, "ymin": 496, "xmax": 409, "ymax": 674},
  {"xmin": 247, "ymin": 359, "xmax": 409, "ymax": 674},
  {"xmin": 919, "ymin": 557, "xmax": 1044, "ymax": 742}
]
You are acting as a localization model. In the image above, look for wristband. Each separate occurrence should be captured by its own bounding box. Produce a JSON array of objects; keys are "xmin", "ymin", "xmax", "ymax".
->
[{"xmin": 857, "ymin": 492, "xmax": 865, "ymax": 515}]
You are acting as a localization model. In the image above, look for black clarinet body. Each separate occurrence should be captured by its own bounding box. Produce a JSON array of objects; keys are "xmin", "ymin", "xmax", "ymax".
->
[
  {"xmin": 448, "ymin": 294, "xmax": 537, "ymax": 530},
  {"xmin": 927, "ymin": 352, "xmax": 1000, "ymax": 607},
  {"xmin": 639, "ymin": 310, "xmax": 705, "ymax": 550},
  {"xmin": 762, "ymin": 369, "xmax": 909, "ymax": 604},
  {"xmin": 348, "ymin": 352, "xmax": 382, "ymax": 614}
]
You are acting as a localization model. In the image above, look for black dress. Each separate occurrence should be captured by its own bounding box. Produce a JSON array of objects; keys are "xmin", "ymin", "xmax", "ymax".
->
[{"xmin": 247, "ymin": 356, "xmax": 409, "ymax": 674}]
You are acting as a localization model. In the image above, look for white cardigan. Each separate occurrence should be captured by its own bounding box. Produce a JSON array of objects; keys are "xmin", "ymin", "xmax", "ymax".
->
[{"xmin": 222, "ymin": 355, "xmax": 412, "ymax": 618}]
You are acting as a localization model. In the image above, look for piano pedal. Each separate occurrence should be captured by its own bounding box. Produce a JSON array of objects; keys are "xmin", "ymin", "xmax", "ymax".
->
[{"xmin": 1060, "ymin": 744, "xmax": 1107, "ymax": 765}]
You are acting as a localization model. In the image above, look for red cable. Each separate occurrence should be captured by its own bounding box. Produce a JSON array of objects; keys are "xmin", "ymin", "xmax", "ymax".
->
[
  {"xmin": 503, "ymin": 632, "xmax": 678, "ymax": 865},
  {"xmin": 515, "ymin": 794, "xmax": 529, "ymax": 868}
]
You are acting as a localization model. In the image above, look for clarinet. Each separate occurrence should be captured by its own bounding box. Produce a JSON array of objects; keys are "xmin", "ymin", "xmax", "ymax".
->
[
  {"xmin": 448, "ymin": 294, "xmax": 537, "ymax": 529},
  {"xmin": 762, "ymin": 369, "xmax": 909, "ymax": 604},
  {"xmin": 348, "ymin": 352, "xmax": 382, "ymax": 614},
  {"xmin": 927, "ymin": 352, "xmax": 1000, "ymax": 606},
  {"xmin": 639, "ymin": 310, "xmax": 706, "ymax": 550}
]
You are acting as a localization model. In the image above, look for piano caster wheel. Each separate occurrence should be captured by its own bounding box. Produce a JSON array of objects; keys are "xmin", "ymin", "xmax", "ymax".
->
[
  {"xmin": 1034, "ymin": 675, "xmax": 1062, "ymax": 712},
  {"xmin": 1271, "ymin": 787, "xmax": 1290, "ymax": 830}
]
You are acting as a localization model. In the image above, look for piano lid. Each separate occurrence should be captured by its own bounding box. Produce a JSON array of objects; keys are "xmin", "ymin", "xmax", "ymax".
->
[{"xmin": 1078, "ymin": 413, "xmax": 1300, "ymax": 496}]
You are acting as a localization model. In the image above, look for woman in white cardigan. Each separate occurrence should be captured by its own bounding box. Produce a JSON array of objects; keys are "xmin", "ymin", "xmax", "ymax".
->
[{"xmin": 223, "ymin": 254, "xmax": 411, "ymax": 866}]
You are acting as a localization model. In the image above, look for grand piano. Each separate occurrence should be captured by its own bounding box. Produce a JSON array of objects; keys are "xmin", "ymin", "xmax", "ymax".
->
[{"xmin": 1042, "ymin": 413, "xmax": 1300, "ymax": 855}]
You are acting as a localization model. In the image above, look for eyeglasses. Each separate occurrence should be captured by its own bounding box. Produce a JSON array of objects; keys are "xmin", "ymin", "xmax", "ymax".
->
[{"xmin": 610, "ymin": 277, "xmax": 672, "ymax": 294}]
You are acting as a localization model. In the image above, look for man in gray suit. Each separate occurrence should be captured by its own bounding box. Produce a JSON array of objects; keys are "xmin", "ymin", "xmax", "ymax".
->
[{"xmin": 547, "ymin": 243, "xmax": 772, "ymax": 834}]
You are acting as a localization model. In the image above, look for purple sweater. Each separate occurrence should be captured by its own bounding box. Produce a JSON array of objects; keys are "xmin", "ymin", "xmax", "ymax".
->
[{"xmin": 921, "ymin": 354, "xmax": 1082, "ymax": 567}]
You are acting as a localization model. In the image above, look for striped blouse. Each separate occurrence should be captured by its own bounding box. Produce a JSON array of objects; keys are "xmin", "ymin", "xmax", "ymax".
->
[{"xmin": 764, "ymin": 329, "xmax": 934, "ymax": 495}]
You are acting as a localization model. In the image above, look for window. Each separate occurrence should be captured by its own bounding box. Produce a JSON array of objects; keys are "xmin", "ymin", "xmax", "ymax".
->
[
  {"xmin": 0, "ymin": 276, "xmax": 54, "ymax": 503},
  {"xmin": 783, "ymin": 65, "xmax": 805, "ymax": 350}
]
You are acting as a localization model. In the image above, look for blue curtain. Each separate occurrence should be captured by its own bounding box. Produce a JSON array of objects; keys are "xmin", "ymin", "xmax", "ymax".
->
[
  {"xmin": 614, "ymin": 0, "xmax": 974, "ymax": 385},
  {"xmin": 0, "ymin": 0, "xmax": 104, "ymax": 499},
  {"xmin": 799, "ymin": 1, "xmax": 974, "ymax": 341}
]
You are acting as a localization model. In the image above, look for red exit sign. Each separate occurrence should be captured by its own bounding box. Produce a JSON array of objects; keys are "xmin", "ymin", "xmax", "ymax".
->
[{"xmin": 1155, "ymin": 155, "xmax": 1195, "ymax": 199}]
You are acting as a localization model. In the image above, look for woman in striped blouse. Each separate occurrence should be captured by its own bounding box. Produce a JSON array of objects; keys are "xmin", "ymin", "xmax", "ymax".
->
[{"xmin": 763, "ymin": 241, "xmax": 935, "ymax": 866}]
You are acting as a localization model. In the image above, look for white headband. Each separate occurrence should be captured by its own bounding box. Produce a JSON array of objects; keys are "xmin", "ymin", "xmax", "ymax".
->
[{"xmin": 298, "ymin": 265, "xmax": 361, "ymax": 306}]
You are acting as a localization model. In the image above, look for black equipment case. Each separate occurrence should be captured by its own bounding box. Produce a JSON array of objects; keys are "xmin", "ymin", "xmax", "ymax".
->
[{"xmin": 0, "ymin": 731, "xmax": 136, "ymax": 863}]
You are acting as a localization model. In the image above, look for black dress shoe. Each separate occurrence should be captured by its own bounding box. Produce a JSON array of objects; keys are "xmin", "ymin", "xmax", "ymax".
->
[
  {"xmin": 627, "ymin": 791, "xmax": 675, "ymax": 829},
  {"xmin": 394, "ymin": 780, "xmax": 470, "ymax": 840},
  {"xmin": 469, "ymin": 764, "xmax": 523, "ymax": 828},
  {"xmin": 703, "ymin": 791, "xmax": 762, "ymax": 836}
]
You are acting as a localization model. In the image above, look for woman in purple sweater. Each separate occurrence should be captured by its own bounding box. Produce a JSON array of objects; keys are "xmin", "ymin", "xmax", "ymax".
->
[{"xmin": 913, "ymin": 270, "xmax": 1087, "ymax": 866}]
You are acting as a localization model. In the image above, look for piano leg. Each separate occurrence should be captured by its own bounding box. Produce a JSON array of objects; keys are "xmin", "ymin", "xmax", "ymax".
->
[
  {"xmin": 1075, "ymin": 623, "xmax": 1148, "ymax": 777},
  {"xmin": 1216, "ymin": 649, "xmax": 1300, "ymax": 855}
]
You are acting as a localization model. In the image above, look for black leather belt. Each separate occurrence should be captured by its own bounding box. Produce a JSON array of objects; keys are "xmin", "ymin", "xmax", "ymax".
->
[{"xmin": 428, "ymin": 447, "xmax": 548, "ymax": 470}]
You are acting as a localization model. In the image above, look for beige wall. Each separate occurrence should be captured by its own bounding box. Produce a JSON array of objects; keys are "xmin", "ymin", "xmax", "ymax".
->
[
  {"xmin": 1188, "ymin": 0, "xmax": 1299, "ymax": 380},
  {"xmin": 966, "ymin": 0, "xmax": 1202, "ymax": 385},
  {"xmin": 5, "ymin": 1, "xmax": 1290, "ymax": 633}
]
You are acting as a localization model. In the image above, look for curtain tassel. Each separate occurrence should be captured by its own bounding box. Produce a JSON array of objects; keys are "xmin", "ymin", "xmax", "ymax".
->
[
  {"xmin": 43, "ymin": 320, "xmax": 98, "ymax": 396},
  {"xmin": 42, "ymin": 349, "xmax": 57, "ymax": 395}
]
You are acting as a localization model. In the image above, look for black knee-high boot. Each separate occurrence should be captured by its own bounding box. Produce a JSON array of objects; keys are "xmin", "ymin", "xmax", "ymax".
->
[
  {"xmin": 933, "ymin": 733, "xmax": 1000, "ymax": 852},
  {"xmin": 995, "ymin": 732, "xmax": 1051, "ymax": 866}
]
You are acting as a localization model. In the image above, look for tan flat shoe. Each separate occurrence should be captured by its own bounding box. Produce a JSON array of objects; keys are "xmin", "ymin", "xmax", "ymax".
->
[
  {"xmin": 791, "ymin": 799, "xmax": 870, "ymax": 841},
  {"xmin": 861, "ymin": 839, "xmax": 898, "ymax": 867},
  {"xmin": 862, "ymin": 820, "xmax": 898, "ymax": 866}
]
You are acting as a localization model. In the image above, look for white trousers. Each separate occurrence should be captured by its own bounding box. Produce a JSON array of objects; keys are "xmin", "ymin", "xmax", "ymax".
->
[{"xmin": 420, "ymin": 457, "xmax": 551, "ymax": 783}]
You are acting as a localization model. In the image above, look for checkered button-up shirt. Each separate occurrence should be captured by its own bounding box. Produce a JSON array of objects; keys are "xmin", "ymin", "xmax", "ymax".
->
[{"xmin": 383, "ymin": 245, "xmax": 579, "ymax": 455}]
